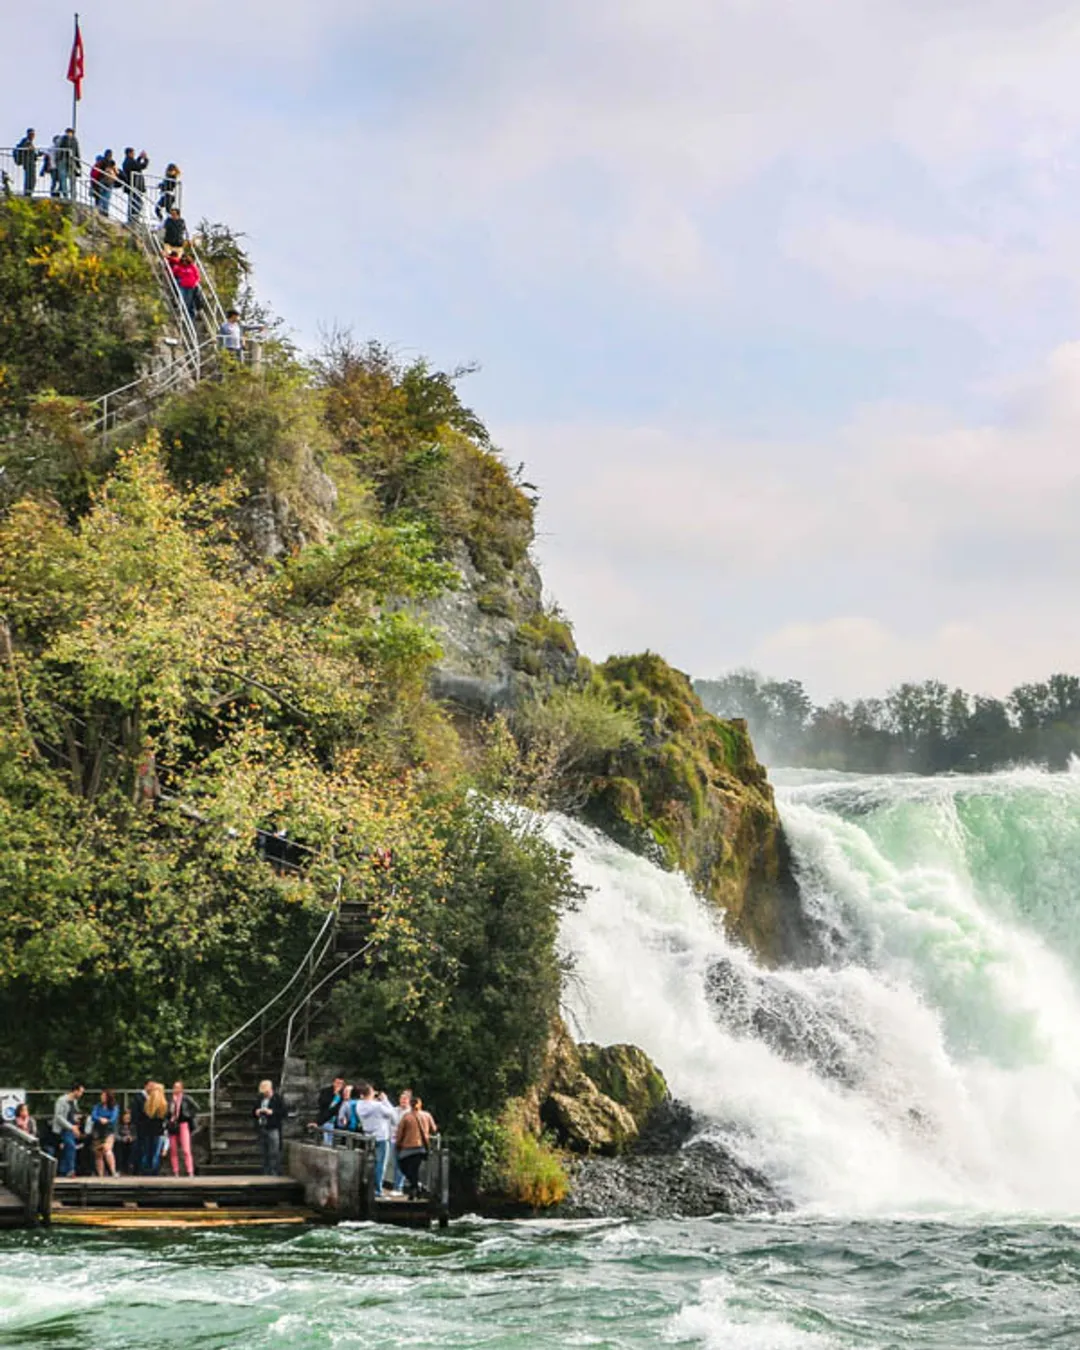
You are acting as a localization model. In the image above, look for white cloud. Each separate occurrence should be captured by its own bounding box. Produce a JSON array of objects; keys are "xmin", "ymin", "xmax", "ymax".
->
[{"xmin": 512, "ymin": 337, "xmax": 1080, "ymax": 695}]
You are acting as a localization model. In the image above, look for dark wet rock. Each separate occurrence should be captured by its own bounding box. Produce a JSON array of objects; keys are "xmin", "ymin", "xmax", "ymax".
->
[
  {"xmin": 560, "ymin": 1137, "xmax": 789, "ymax": 1219},
  {"xmin": 705, "ymin": 956, "xmax": 870, "ymax": 1088},
  {"xmin": 631, "ymin": 1097, "xmax": 696, "ymax": 1155}
]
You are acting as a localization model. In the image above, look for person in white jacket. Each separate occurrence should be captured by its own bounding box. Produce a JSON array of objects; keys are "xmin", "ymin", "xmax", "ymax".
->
[{"xmin": 354, "ymin": 1083, "xmax": 397, "ymax": 1197}]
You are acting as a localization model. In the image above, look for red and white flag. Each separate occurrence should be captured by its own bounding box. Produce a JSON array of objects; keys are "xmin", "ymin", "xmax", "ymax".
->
[{"xmin": 67, "ymin": 17, "xmax": 84, "ymax": 101}]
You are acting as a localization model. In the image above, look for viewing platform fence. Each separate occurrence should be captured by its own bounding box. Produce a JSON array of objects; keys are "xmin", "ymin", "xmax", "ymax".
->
[
  {"xmin": 0, "ymin": 146, "xmax": 183, "ymax": 225},
  {"xmin": 0, "ymin": 1122, "xmax": 56, "ymax": 1225},
  {"xmin": 1, "ymin": 146, "xmax": 231, "ymax": 439}
]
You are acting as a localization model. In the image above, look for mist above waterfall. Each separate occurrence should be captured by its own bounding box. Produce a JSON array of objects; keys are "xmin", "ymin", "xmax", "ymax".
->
[{"xmin": 549, "ymin": 768, "xmax": 1080, "ymax": 1216}]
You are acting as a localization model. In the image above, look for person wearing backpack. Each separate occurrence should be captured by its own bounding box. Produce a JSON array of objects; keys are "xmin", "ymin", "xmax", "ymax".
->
[
  {"xmin": 14, "ymin": 129, "xmax": 38, "ymax": 197},
  {"xmin": 56, "ymin": 127, "xmax": 80, "ymax": 199}
]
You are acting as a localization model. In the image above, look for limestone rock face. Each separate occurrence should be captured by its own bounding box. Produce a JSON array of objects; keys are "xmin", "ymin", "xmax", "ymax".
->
[
  {"xmin": 237, "ymin": 450, "xmax": 338, "ymax": 560},
  {"xmin": 423, "ymin": 544, "xmax": 578, "ymax": 714}
]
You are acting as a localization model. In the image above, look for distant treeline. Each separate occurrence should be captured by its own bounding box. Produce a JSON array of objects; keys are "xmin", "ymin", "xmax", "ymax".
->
[{"xmin": 694, "ymin": 671, "xmax": 1080, "ymax": 774}]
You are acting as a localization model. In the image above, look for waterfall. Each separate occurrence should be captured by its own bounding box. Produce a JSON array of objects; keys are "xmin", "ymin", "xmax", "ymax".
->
[{"xmin": 549, "ymin": 768, "xmax": 1080, "ymax": 1216}]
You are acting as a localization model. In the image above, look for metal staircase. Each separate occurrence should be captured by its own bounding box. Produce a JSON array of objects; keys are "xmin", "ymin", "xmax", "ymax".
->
[
  {"xmin": 206, "ymin": 885, "xmax": 378, "ymax": 1172},
  {"xmin": 1, "ymin": 146, "xmax": 231, "ymax": 445}
]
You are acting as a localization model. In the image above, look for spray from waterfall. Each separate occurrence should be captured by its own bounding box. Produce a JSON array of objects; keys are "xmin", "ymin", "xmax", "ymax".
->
[{"xmin": 549, "ymin": 769, "xmax": 1080, "ymax": 1216}]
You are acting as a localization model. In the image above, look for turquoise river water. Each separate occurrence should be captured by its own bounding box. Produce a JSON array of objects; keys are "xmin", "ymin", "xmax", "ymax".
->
[
  {"xmin": 3, "ymin": 1216, "xmax": 1080, "ymax": 1348},
  {"xmin": 4, "ymin": 769, "xmax": 1080, "ymax": 1346}
]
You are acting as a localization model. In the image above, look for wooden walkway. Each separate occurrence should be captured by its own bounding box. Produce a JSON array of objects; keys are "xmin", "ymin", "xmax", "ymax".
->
[
  {"xmin": 50, "ymin": 1174, "xmax": 439, "ymax": 1228},
  {"xmin": 54, "ymin": 1175, "xmax": 306, "ymax": 1211}
]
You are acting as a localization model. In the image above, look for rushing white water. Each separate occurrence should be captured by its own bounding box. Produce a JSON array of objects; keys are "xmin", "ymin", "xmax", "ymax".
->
[{"xmin": 550, "ymin": 769, "xmax": 1080, "ymax": 1217}]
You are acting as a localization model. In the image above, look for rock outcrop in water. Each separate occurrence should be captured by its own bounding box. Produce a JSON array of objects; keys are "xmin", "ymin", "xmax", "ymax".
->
[
  {"xmin": 560, "ymin": 1098, "xmax": 789, "ymax": 1219},
  {"xmin": 580, "ymin": 654, "xmax": 814, "ymax": 966},
  {"xmin": 521, "ymin": 1026, "xmax": 788, "ymax": 1220}
]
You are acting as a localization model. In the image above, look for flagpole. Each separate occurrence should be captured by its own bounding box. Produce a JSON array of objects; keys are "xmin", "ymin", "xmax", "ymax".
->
[{"xmin": 71, "ymin": 13, "xmax": 79, "ymax": 136}]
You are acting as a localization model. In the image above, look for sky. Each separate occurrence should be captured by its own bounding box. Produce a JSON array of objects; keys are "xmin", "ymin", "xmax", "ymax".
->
[{"xmin": 7, "ymin": 1, "xmax": 1080, "ymax": 701}]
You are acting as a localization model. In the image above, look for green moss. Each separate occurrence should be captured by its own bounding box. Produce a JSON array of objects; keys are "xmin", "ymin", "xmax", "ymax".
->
[
  {"xmin": 516, "ymin": 609, "xmax": 575, "ymax": 655},
  {"xmin": 476, "ymin": 584, "xmax": 516, "ymax": 618},
  {"xmin": 580, "ymin": 652, "xmax": 792, "ymax": 962}
]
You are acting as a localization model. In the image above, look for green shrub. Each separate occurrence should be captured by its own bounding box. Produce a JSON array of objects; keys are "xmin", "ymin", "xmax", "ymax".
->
[
  {"xmin": 157, "ymin": 364, "xmax": 326, "ymax": 493},
  {"xmin": 313, "ymin": 799, "xmax": 581, "ymax": 1124},
  {"xmin": 459, "ymin": 1109, "xmax": 569, "ymax": 1208},
  {"xmin": 315, "ymin": 334, "xmax": 534, "ymax": 578},
  {"xmin": 0, "ymin": 198, "xmax": 162, "ymax": 419}
]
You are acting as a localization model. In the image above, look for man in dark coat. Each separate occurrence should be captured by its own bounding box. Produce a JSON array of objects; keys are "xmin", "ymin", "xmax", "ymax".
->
[
  {"xmin": 121, "ymin": 148, "xmax": 149, "ymax": 224},
  {"xmin": 56, "ymin": 127, "xmax": 80, "ymax": 199},
  {"xmin": 313, "ymin": 1075, "xmax": 346, "ymax": 1144},
  {"xmin": 14, "ymin": 129, "xmax": 38, "ymax": 197},
  {"xmin": 163, "ymin": 206, "xmax": 187, "ymax": 251}
]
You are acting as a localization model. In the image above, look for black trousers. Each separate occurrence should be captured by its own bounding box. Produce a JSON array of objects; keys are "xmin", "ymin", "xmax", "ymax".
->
[{"xmin": 399, "ymin": 1150, "xmax": 427, "ymax": 1194}]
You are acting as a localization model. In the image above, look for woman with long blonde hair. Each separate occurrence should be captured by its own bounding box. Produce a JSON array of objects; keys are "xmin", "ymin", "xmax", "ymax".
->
[{"xmin": 143, "ymin": 1081, "xmax": 168, "ymax": 1175}]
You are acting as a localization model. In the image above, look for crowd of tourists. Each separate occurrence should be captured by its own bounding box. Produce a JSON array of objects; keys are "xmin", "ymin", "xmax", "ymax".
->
[
  {"xmin": 257, "ymin": 1076, "xmax": 438, "ymax": 1197},
  {"xmin": 11, "ymin": 127, "xmax": 181, "ymax": 225},
  {"xmin": 19, "ymin": 1075, "xmax": 437, "ymax": 1196},
  {"xmin": 10, "ymin": 126, "xmax": 249, "ymax": 359},
  {"xmin": 29, "ymin": 1081, "xmax": 199, "ymax": 1179}
]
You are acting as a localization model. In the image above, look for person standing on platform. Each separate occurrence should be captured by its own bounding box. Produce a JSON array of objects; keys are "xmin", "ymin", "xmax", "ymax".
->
[
  {"xmin": 89, "ymin": 1090, "xmax": 119, "ymax": 1178},
  {"xmin": 142, "ymin": 1081, "xmax": 168, "ymax": 1173},
  {"xmin": 122, "ymin": 147, "xmax": 149, "ymax": 225},
  {"xmin": 156, "ymin": 163, "xmax": 181, "ymax": 218},
  {"xmin": 218, "ymin": 309, "xmax": 244, "ymax": 361},
  {"xmin": 394, "ymin": 1098, "xmax": 434, "ymax": 1200},
  {"xmin": 166, "ymin": 1080, "xmax": 198, "ymax": 1177},
  {"xmin": 56, "ymin": 127, "xmax": 80, "ymax": 199},
  {"xmin": 355, "ymin": 1084, "xmax": 397, "ymax": 1197},
  {"xmin": 389, "ymin": 1088, "xmax": 413, "ymax": 1194},
  {"xmin": 14, "ymin": 129, "xmax": 38, "ymax": 197},
  {"xmin": 253, "ymin": 1079, "xmax": 288, "ymax": 1175},
  {"xmin": 313, "ymin": 1075, "xmax": 345, "ymax": 1146},
  {"xmin": 51, "ymin": 1084, "xmax": 83, "ymax": 1177}
]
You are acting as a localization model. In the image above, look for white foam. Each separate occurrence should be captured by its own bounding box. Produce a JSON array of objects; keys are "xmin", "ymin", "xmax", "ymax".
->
[{"xmin": 549, "ymin": 776, "xmax": 1080, "ymax": 1216}]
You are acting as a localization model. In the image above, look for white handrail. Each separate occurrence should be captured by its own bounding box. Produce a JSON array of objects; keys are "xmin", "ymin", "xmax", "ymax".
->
[
  {"xmin": 1, "ymin": 146, "xmax": 229, "ymax": 439},
  {"xmin": 208, "ymin": 878, "xmax": 342, "ymax": 1150},
  {"xmin": 280, "ymin": 935, "xmax": 376, "ymax": 1092}
]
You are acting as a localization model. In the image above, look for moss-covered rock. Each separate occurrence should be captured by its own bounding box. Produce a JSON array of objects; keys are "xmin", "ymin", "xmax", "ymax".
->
[
  {"xmin": 577, "ymin": 1042, "xmax": 668, "ymax": 1124},
  {"xmin": 542, "ymin": 1088, "xmax": 638, "ymax": 1155},
  {"xmin": 584, "ymin": 652, "xmax": 810, "ymax": 966},
  {"xmin": 529, "ymin": 1022, "xmax": 671, "ymax": 1156}
]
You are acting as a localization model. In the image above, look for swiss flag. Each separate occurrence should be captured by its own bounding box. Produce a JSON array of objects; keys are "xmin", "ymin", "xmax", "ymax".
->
[{"xmin": 67, "ymin": 19, "xmax": 84, "ymax": 101}]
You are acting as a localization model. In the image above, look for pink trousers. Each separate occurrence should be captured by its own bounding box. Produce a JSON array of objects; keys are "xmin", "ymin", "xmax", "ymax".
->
[{"xmin": 169, "ymin": 1121, "xmax": 194, "ymax": 1176}]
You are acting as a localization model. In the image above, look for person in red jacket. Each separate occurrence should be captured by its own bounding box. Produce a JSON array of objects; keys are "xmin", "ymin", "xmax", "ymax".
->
[{"xmin": 167, "ymin": 249, "xmax": 202, "ymax": 321}]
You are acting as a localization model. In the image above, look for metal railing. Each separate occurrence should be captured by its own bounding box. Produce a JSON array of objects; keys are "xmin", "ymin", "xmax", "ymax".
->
[
  {"xmin": 1, "ymin": 146, "xmax": 183, "ymax": 228},
  {"xmin": 0, "ymin": 1122, "xmax": 56, "ymax": 1225},
  {"xmin": 16, "ymin": 1088, "xmax": 209, "ymax": 1117},
  {"xmin": 280, "ymin": 934, "xmax": 376, "ymax": 1093},
  {"xmin": 2, "ymin": 146, "xmax": 229, "ymax": 439},
  {"xmin": 301, "ymin": 1126, "xmax": 450, "ymax": 1219},
  {"xmin": 208, "ymin": 879, "xmax": 343, "ymax": 1153}
]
